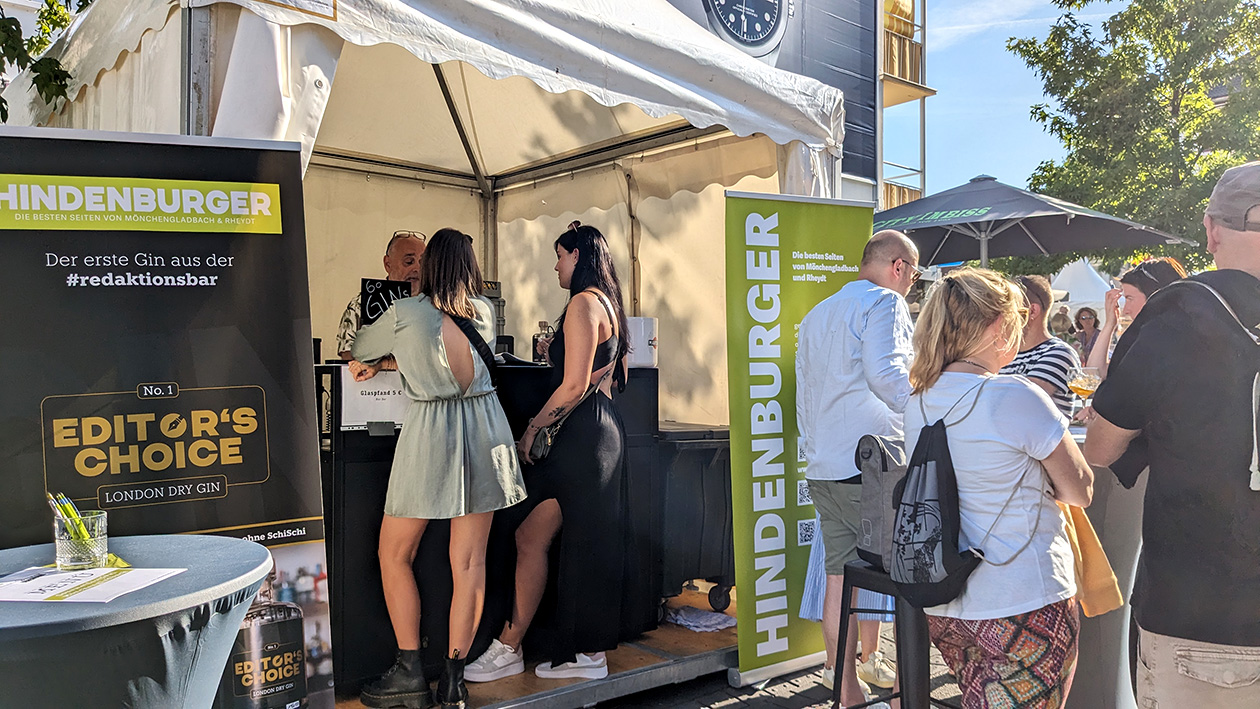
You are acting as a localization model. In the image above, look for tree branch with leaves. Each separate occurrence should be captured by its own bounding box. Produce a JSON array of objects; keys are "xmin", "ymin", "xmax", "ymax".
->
[
  {"xmin": 0, "ymin": 0, "xmax": 91, "ymax": 123},
  {"xmin": 999, "ymin": 0, "xmax": 1260, "ymax": 276}
]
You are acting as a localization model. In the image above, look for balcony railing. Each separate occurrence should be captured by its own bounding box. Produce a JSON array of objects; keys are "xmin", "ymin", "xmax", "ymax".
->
[
  {"xmin": 882, "ymin": 182, "xmax": 922, "ymax": 210},
  {"xmin": 884, "ymin": 28, "xmax": 923, "ymax": 86}
]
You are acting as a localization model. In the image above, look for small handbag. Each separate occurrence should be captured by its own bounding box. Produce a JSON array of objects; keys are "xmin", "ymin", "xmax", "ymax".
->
[{"xmin": 528, "ymin": 377, "xmax": 601, "ymax": 461}]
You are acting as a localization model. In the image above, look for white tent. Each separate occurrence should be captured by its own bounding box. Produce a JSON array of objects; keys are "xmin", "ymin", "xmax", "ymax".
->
[
  {"xmin": 3, "ymin": 0, "xmax": 843, "ymax": 186},
  {"xmin": 1052, "ymin": 258, "xmax": 1112, "ymax": 320},
  {"xmin": 3, "ymin": 0, "xmax": 850, "ymax": 424}
]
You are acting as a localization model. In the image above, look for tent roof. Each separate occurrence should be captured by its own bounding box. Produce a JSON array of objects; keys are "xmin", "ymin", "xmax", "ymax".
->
[
  {"xmin": 4, "ymin": 0, "xmax": 845, "ymax": 185},
  {"xmin": 1051, "ymin": 258, "xmax": 1112, "ymax": 306}
]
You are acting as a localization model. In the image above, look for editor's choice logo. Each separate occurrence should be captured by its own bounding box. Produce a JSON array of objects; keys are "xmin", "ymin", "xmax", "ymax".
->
[
  {"xmin": 231, "ymin": 642, "xmax": 306, "ymax": 698},
  {"xmin": 0, "ymin": 174, "xmax": 282, "ymax": 233},
  {"xmin": 41, "ymin": 385, "xmax": 270, "ymax": 508}
]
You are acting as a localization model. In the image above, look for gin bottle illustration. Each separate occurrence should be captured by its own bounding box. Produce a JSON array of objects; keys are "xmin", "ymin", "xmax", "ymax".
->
[{"xmin": 213, "ymin": 568, "xmax": 308, "ymax": 708}]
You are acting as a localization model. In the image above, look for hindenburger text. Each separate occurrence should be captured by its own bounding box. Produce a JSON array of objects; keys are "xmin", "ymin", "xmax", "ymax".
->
[
  {"xmin": 0, "ymin": 183, "xmax": 272, "ymax": 216},
  {"xmin": 743, "ymin": 211, "xmax": 789, "ymax": 658}
]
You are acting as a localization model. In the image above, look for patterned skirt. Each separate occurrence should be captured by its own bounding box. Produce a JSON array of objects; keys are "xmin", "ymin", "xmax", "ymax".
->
[{"xmin": 927, "ymin": 598, "xmax": 1080, "ymax": 709}]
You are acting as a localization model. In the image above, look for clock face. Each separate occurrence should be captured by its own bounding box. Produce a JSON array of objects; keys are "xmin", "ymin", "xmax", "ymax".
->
[{"xmin": 709, "ymin": 0, "xmax": 782, "ymax": 46}]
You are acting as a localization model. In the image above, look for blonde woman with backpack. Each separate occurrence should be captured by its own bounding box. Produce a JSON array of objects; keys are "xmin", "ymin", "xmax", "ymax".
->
[{"xmin": 905, "ymin": 268, "xmax": 1093, "ymax": 709}]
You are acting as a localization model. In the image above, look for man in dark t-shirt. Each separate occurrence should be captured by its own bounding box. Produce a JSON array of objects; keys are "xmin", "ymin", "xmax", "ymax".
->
[{"xmin": 1085, "ymin": 162, "xmax": 1260, "ymax": 707}]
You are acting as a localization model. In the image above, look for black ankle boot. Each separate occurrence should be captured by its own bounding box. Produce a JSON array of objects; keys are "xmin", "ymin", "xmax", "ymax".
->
[
  {"xmin": 360, "ymin": 649, "xmax": 436, "ymax": 709},
  {"xmin": 436, "ymin": 653, "xmax": 469, "ymax": 708}
]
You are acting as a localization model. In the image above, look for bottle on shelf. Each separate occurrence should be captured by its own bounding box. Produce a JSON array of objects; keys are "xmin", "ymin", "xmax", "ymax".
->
[
  {"xmin": 306, "ymin": 620, "xmax": 334, "ymax": 689},
  {"xmin": 294, "ymin": 567, "xmax": 314, "ymax": 605},
  {"xmin": 212, "ymin": 568, "xmax": 308, "ymax": 708},
  {"xmin": 277, "ymin": 571, "xmax": 296, "ymax": 605},
  {"xmin": 313, "ymin": 563, "xmax": 328, "ymax": 605}
]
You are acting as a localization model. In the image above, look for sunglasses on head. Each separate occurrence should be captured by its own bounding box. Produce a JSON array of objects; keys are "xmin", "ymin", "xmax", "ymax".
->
[
  {"xmin": 392, "ymin": 230, "xmax": 427, "ymax": 243},
  {"xmin": 1129, "ymin": 262, "xmax": 1161, "ymax": 285}
]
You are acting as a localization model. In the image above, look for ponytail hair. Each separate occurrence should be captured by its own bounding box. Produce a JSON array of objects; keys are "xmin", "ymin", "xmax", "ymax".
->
[
  {"xmin": 554, "ymin": 222, "xmax": 631, "ymax": 366},
  {"xmin": 910, "ymin": 268, "xmax": 1026, "ymax": 394}
]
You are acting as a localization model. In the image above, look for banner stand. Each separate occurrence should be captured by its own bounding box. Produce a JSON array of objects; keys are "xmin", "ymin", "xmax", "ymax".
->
[
  {"xmin": 728, "ymin": 649, "xmax": 828, "ymax": 688},
  {"xmin": 724, "ymin": 190, "xmax": 876, "ymax": 683}
]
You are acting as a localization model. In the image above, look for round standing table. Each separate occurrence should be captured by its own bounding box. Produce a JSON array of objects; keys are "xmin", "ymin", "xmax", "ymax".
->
[{"xmin": 0, "ymin": 534, "xmax": 272, "ymax": 708}]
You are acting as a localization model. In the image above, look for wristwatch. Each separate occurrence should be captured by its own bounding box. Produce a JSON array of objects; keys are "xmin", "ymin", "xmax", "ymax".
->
[{"xmin": 702, "ymin": 0, "xmax": 792, "ymax": 66}]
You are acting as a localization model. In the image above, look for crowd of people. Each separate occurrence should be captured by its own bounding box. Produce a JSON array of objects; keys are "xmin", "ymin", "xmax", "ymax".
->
[
  {"xmin": 796, "ymin": 161, "xmax": 1260, "ymax": 709},
  {"xmin": 327, "ymin": 161, "xmax": 1260, "ymax": 709},
  {"xmin": 342, "ymin": 224, "xmax": 634, "ymax": 709}
]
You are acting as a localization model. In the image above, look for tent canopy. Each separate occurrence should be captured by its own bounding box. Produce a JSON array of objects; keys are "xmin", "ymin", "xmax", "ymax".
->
[
  {"xmin": 4, "ymin": 0, "xmax": 846, "ymax": 195},
  {"xmin": 1052, "ymin": 258, "xmax": 1112, "ymax": 317}
]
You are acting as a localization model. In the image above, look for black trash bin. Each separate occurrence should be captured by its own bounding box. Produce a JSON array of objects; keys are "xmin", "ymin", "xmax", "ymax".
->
[{"xmin": 658, "ymin": 421, "xmax": 735, "ymax": 612}]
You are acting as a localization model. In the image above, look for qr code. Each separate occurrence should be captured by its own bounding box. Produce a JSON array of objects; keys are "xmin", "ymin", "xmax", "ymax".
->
[
  {"xmin": 797, "ymin": 480, "xmax": 813, "ymax": 506},
  {"xmin": 798, "ymin": 518, "xmax": 816, "ymax": 546}
]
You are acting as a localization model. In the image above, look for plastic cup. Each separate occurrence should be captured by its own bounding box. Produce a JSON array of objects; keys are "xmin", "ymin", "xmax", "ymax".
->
[{"xmin": 53, "ymin": 510, "xmax": 108, "ymax": 571}]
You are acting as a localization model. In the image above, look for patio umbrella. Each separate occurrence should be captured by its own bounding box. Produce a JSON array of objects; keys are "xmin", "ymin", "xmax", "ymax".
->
[{"xmin": 872, "ymin": 175, "xmax": 1195, "ymax": 266}]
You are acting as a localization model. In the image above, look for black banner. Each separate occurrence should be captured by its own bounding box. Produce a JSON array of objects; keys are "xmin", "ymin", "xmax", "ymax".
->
[{"xmin": 0, "ymin": 129, "xmax": 322, "ymax": 549}]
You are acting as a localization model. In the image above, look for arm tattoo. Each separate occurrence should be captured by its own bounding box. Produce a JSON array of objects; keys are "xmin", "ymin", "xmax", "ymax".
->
[{"xmin": 547, "ymin": 405, "xmax": 568, "ymax": 419}]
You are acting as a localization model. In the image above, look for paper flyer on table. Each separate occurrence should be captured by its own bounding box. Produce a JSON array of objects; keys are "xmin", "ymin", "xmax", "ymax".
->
[{"xmin": 0, "ymin": 566, "xmax": 185, "ymax": 602}]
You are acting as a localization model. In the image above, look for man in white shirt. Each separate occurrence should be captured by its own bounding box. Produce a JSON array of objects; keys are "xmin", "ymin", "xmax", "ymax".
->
[{"xmin": 797, "ymin": 230, "xmax": 919, "ymax": 706}]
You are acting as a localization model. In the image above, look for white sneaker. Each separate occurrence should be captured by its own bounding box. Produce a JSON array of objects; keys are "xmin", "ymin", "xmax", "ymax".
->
[
  {"xmin": 857, "ymin": 650, "xmax": 896, "ymax": 689},
  {"xmin": 464, "ymin": 639, "xmax": 524, "ymax": 682},
  {"xmin": 534, "ymin": 653, "xmax": 608, "ymax": 680},
  {"xmin": 820, "ymin": 667, "xmax": 874, "ymax": 700}
]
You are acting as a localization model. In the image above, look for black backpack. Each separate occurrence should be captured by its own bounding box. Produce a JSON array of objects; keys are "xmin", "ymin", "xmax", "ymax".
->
[{"xmin": 889, "ymin": 379, "xmax": 987, "ymax": 608}]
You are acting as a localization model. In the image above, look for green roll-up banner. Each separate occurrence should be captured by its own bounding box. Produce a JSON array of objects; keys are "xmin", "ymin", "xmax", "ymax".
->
[{"xmin": 725, "ymin": 191, "xmax": 874, "ymax": 680}]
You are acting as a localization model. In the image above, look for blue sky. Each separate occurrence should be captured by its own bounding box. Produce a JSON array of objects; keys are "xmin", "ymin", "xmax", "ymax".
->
[{"xmin": 883, "ymin": 1, "xmax": 1111, "ymax": 195}]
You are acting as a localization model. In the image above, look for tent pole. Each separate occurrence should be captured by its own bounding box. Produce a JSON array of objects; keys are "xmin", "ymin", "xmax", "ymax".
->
[
  {"xmin": 432, "ymin": 64, "xmax": 492, "ymax": 199},
  {"xmin": 180, "ymin": 6, "xmax": 214, "ymax": 136},
  {"xmin": 481, "ymin": 193, "xmax": 499, "ymax": 281},
  {"xmin": 624, "ymin": 169, "xmax": 643, "ymax": 316},
  {"xmin": 980, "ymin": 233, "xmax": 989, "ymax": 268}
]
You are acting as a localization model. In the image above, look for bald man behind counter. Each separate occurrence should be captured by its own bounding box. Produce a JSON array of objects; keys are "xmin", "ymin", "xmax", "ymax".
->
[{"xmin": 337, "ymin": 231, "xmax": 426, "ymax": 381}]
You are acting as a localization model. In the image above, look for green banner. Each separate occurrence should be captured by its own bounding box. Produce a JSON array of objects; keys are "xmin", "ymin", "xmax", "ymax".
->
[
  {"xmin": 0, "ymin": 174, "xmax": 282, "ymax": 233},
  {"xmin": 725, "ymin": 191, "xmax": 873, "ymax": 675}
]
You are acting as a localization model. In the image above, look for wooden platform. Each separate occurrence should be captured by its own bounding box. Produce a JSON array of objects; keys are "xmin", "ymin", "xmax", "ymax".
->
[{"xmin": 336, "ymin": 588, "xmax": 738, "ymax": 709}]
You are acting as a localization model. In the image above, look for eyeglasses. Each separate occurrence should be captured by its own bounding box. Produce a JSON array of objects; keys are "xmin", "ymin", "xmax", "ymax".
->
[
  {"xmin": 1126, "ymin": 262, "xmax": 1160, "ymax": 285},
  {"xmin": 392, "ymin": 230, "xmax": 427, "ymax": 243},
  {"xmin": 895, "ymin": 258, "xmax": 925, "ymax": 284},
  {"xmin": 1079, "ymin": 314, "xmax": 1095, "ymax": 321}
]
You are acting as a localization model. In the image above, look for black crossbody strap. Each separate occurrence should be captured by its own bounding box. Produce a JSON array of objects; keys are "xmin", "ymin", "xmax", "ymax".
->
[
  {"xmin": 450, "ymin": 315, "xmax": 498, "ymax": 387},
  {"xmin": 1170, "ymin": 280, "xmax": 1260, "ymax": 489}
]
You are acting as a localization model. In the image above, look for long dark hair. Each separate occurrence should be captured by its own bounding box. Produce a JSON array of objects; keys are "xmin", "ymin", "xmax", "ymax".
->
[
  {"xmin": 418, "ymin": 228, "xmax": 483, "ymax": 319},
  {"xmin": 555, "ymin": 222, "xmax": 630, "ymax": 366}
]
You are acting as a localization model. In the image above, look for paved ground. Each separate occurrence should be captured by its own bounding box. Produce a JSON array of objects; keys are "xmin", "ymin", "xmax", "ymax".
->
[{"xmin": 604, "ymin": 624, "xmax": 964, "ymax": 708}]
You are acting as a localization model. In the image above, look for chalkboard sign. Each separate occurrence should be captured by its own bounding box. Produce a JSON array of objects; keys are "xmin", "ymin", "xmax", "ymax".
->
[{"xmin": 361, "ymin": 278, "xmax": 412, "ymax": 326}]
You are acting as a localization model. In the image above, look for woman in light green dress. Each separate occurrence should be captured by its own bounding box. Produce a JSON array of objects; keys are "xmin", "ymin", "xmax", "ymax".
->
[{"xmin": 351, "ymin": 228, "xmax": 525, "ymax": 709}]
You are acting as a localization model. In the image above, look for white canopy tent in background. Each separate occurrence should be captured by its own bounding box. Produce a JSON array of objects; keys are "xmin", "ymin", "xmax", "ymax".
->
[
  {"xmin": 1052, "ymin": 258, "xmax": 1113, "ymax": 320},
  {"xmin": 3, "ymin": 0, "xmax": 849, "ymax": 425}
]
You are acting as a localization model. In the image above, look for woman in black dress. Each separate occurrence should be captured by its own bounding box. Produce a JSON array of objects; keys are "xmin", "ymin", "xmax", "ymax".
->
[{"xmin": 464, "ymin": 222, "xmax": 630, "ymax": 682}]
